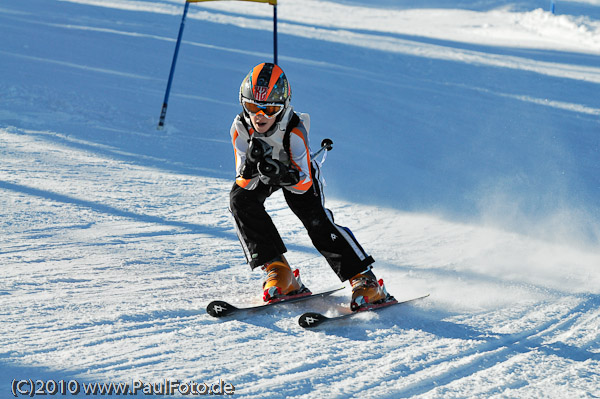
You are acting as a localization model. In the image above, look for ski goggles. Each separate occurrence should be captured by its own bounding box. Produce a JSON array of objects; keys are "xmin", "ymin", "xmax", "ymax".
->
[{"xmin": 242, "ymin": 99, "xmax": 284, "ymax": 119}]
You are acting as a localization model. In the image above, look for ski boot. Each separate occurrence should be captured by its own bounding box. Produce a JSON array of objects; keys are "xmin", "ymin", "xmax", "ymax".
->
[
  {"xmin": 262, "ymin": 255, "xmax": 308, "ymax": 302},
  {"xmin": 350, "ymin": 269, "xmax": 390, "ymax": 311}
]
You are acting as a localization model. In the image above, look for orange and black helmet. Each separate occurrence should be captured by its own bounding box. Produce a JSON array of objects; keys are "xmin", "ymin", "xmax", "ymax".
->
[{"xmin": 239, "ymin": 63, "xmax": 291, "ymax": 108}]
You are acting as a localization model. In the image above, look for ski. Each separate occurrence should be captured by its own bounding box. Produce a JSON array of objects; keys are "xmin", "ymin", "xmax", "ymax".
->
[
  {"xmin": 298, "ymin": 294, "xmax": 430, "ymax": 328},
  {"xmin": 206, "ymin": 286, "xmax": 345, "ymax": 318}
]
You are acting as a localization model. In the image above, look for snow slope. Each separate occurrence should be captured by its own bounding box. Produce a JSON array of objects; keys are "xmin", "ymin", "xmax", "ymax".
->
[{"xmin": 1, "ymin": 0, "xmax": 599, "ymax": 397}]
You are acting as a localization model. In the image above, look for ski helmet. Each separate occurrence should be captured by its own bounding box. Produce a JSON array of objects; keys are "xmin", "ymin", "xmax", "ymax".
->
[{"xmin": 239, "ymin": 63, "xmax": 291, "ymax": 110}]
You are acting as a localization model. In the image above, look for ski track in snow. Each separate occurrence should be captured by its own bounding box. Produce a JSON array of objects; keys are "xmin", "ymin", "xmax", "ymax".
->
[{"xmin": 1, "ymin": 0, "xmax": 600, "ymax": 398}]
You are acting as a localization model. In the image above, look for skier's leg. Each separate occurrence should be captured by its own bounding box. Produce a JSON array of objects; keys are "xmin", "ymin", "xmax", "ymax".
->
[
  {"xmin": 283, "ymin": 166, "xmax": 389, "ymax": 309},
  {"xmin": 283, "ymin": 165, "xmax": 374, "ymax": 281},
  {"xmin": 229, "ymin": 182, "xmax": 286, "ymax": 269}
]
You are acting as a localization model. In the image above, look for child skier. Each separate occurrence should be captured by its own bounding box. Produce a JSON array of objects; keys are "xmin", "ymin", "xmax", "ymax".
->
[{"xmin": 229, "ymin": 62, "xmax": 389, "ymax": 310}]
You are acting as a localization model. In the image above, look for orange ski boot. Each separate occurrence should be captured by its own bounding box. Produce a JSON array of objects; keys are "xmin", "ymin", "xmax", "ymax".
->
[
  {"xmin": 262, "ymin": 255, "xmax": 304, "ymax": 302},
  {"xmin": 350, "ymin": 269, "xmax": 389, "ymax": 311}
]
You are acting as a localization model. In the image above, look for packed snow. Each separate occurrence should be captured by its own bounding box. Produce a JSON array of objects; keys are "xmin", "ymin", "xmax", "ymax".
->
[{"xmin": 1, "ymin": 0, "xmax": 599, "ymax": 398}]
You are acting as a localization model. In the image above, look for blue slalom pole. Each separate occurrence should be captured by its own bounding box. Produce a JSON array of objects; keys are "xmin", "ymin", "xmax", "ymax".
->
[
  {"xmin": 550, "ymin": 0, "xmax": 555, "ymax": 14},
  {"xmin": 273, "ymin": 4, "xmax": 278, "ymax": 65},
  {"xmin": 158, "ymin": 0, "xmax": 190, "ymax": 130}
]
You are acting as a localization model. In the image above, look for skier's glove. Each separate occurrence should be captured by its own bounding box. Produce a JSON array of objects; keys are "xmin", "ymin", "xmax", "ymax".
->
[
  {"xmin": 240, "ymin": 138, "xmax": 273, "ymax": 179},
  {"xmin": 257, "ymin": 158, "xmax": 300, "ymax": 187},
  {"xmin": 239, "ymin": 161, "xmax": 258, "ymax": 179},
  {"xmin": 246, "ymin": 138, "xmax": 273, "ymax": 164}
]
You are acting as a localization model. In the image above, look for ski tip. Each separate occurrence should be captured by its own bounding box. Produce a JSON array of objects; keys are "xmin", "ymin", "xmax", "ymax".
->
[
  {"xmin": 411, "ymin": 293, "xmax": 430, "ymax": 301},
  {"xmin": 206, "ymin": 300, "xmax": 237, "ymax": 318},
  {"xmin": 298, "ymin": 312, "xmax": 328, "ymax": 329}
]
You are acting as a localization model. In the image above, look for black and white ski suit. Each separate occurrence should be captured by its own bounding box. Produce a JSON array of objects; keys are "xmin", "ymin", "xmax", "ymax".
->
[{"xmin": 229, "ymin": 106, "xmax": 374, "ymax": 282}]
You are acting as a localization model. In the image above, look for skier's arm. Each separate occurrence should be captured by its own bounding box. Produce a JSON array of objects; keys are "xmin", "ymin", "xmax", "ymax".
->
[
  {"xmin": 231, "ymin": 123, "xmax": 258, "ymax": 189},
  {"xmin": 286, "ymin": 128, "xmax": 313, "ymax": 193}
]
